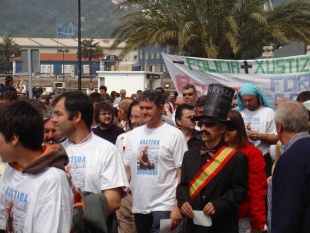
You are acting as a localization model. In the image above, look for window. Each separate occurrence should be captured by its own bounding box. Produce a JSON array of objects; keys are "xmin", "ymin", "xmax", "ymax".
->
[
  {"xmin": 40, "ymin": 65, "xmax": 53, "ymax": 73},
  {"xmin": 83, "ymin": 65, "xmax": 90, "ymax": 74}
]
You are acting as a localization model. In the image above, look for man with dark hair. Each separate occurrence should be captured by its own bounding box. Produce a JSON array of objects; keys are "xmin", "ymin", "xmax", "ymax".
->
[
  {"xmin": 272, "ymin": 101, "xmax": 310, "ymax": 233},
  {"xmin": 182, "ymin": 84, "xmax": 197, "ymax": 106},
  {"xmin": 177, "ymin": 84, "xmax": 248, "ymax": 233},
  {"xmin": 51, "ymin": 91, "xmax": 129, "ymax": 216},
  {"xmin": 195, "ymin": 95, "xmax": 207, "ymax": 116},
  {"xmin": 175, "ymin": 103, "xmax": 203, "ymax": 150},
  {"xmin": 99, "ymin": 85, "xmax": 113, "ymax": 103},
  {"xmin": 0, "ymin": 100, "xmax": 73, "ymax": 232},
  {"xmin": 123, "ymin": 90, "xmax": 188, "ymax": 232},
  {"xmin": 0, "ymin": 90, "xmax": 18, "ymax": 104},
  {"xmin": 156, "ymin": 86, "xmax": 174, "ymax": 117},
  {"xmin": 296, "ymin": 90, "xmax": 310, "ymax": 103},
  {"xmin": 93, "ymin": 101, "xmax": 125, "ymax": 144},
  {"xmin": 2, "ymin": 76, "xmax": 23, "ymax": 94}
]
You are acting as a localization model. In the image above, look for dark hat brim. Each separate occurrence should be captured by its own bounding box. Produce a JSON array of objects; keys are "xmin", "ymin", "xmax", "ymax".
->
[{"xmin": 191, "ymin": 115, "xmax": 214, "ymax": 122}]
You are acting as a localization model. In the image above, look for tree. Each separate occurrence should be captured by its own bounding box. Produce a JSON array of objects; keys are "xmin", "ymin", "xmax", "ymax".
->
[
  {"xmin": 0, "ymin": 35, "xmax": 21, "ymax": 72},
  {"xmin": 80, "ymin": 38, "xmax": 104, "ymax": 83},
  {"xmin": 110, "ymin": 0, "xmax": 310, "ymax": 59}
]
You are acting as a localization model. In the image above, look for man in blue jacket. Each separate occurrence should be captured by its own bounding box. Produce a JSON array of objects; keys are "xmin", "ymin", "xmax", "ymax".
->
[{"xmin": 272, "ymin": 100, "xmax": 310, "ymax": 233}]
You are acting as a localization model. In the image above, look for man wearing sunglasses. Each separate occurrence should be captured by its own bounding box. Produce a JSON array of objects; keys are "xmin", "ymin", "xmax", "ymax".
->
[
  {"xmin": 182, "ymin": 84, "xmax": 198, "ymax": 107},
  {"xmin": 176, "ymin": 84, "xmax": 248, "ymax": 233}
]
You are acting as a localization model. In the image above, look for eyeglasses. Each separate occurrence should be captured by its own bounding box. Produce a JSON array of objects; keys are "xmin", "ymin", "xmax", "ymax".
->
[
  {"xmin": 198, "ymin": 121, "xmax": 218, "ymax": 128},
  {"xmin": 129, "ymin": 115, "xmax": 141, "ymax": 120},
  {"xmin": 183, "ymin": 93, "xmax": 194, "ymax": 97}
]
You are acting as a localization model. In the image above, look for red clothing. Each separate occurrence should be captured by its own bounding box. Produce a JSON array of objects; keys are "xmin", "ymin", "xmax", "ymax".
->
[{"xmin": 237, "ymin": 142, "xmax": 267, "ymax": 230}]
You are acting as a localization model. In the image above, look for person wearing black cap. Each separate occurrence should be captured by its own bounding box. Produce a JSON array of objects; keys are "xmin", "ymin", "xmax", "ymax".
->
[{"xmin": 176, "ymin": 84, "xmax": 248, "ymax": 233}]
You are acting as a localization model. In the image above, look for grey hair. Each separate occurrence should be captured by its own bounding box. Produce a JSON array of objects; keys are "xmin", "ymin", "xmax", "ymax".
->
[{"xmin": 275, "ymin": 100, "xmax": 309, "ymax": 132}]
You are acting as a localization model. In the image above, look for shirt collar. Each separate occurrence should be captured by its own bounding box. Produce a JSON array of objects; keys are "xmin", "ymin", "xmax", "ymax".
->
[{"xmin": 283, "ymin": 131, "xmax": 310, "ymax": 152}]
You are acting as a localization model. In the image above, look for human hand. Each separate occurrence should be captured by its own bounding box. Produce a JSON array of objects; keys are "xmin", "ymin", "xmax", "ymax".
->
[
  {"xmin": 203, "ymin": 202, "xmax": 215, "ymax": 216},
  {"xmin": 169, "ymin": 206, "xmax": 182, "ymax": 230},
  {"xmin": 248, "ymin": 131, "xmax": 260, "ymax": 141},
  {"xmin": 180, "ymin": 202, "xmax": 194, "ymax": 218}
]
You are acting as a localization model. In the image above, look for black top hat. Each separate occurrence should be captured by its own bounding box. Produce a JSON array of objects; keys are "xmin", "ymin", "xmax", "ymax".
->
[{"xmin": 192, "ymin": 84, "xmax": 235, "ymax": 122}]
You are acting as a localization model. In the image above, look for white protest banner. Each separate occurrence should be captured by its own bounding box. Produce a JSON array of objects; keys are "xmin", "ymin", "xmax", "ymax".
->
[{"xmin": 162, "ymin": 53, "xmax": 310, "ymax": 104}]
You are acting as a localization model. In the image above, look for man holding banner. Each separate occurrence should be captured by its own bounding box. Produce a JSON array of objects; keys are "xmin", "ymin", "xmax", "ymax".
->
[
  {"xmin": 237, "ymin": 83, "xmax": 278, "ymax": 177},
  {"xmin": 176, "ymin": 84, "xmax": 248, "ymax": 233}
]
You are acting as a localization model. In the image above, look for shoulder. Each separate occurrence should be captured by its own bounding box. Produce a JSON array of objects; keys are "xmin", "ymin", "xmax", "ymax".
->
[
  {"xmin": 112, "ymin": 124, "xmax": 125, "ymax": 133},
  {"xmin": 184, "ymin": 148, "xmax": 200, "ymax": 159},
  {"xmin": 259, "ymin": 106, "xmax": 275, "ymax": 114}
]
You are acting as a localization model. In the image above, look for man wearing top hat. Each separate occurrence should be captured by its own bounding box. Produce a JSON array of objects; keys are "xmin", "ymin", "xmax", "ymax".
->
[{"xmin": 176, "ymin": 84, "xmax": 248, "ymax": 233}]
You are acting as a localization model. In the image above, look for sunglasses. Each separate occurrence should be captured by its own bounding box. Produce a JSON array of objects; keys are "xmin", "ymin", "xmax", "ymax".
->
[
  {"xmin": 198, "ymin": 121, "xmax": 218, "ymax": 128},
  {"xmin": 183, "ymin": 93, "xmax": 194, "ymax": 97},
  {"xmin": 225, "ymin": 121, "xmax": 237, "ymax": 131}
]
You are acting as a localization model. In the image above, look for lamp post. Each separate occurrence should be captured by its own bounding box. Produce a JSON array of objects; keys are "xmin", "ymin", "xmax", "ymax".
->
[
  {"xmin": 57, "ymin": 49, "xmax": 69, "ymax": 81},
  {"xmin": 78, "ymin": 0, "xmax": 82, "ymax": 91}
]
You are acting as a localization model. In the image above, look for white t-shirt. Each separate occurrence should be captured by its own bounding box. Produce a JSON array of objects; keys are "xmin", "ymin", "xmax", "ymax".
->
[
  {"xmin": 62, "ymin": 132, "xmax": 129, "ymax": 194},
  {"xmin": 123, "ymin": 123, "xmax": 188, "ymax": 214},
  {"xmin": 240, "ymin": 106, "xmax": 277, "ymax": 155},
  {"xmin": 115, "ymin": 131, "xmax": 130, "ymax": 155},
  {"xmin": 0, "ymin": 165, "xmax": 73, "ymax": 232}
]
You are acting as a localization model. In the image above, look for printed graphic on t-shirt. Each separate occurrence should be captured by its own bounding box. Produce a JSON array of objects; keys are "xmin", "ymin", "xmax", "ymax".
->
[
  {"xmin": 243, "ymin": 116, "xmax": 260, "ymax": 146},
  {"xmin": 136, "ymin": 140, "xmax": 159, "ymax": 176},
  {"xmin": 4, "ymin": 186, "xmax": 29, "ymax": 232},
  {"xmin": 68, "ymin": 155, "xmax": 87, "ymax": 191}
]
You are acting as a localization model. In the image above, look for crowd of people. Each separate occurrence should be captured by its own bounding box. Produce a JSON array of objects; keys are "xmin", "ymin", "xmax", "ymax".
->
[{"xmin": 0, "ymin": 74, "xmax": 309, "ymax": 233}]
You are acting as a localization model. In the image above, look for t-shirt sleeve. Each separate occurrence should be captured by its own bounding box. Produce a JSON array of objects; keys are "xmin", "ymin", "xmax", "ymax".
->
[
  {"xmin": 100, "ymin": 146, "xmax": 129, "ymax": 191},
  {"xmin": 266, "ymin": 109, "xmax": 277, "ymax": 134},
  {"xmin": 172, "ymin": 131, "xmax": 188, "ymax": 168},
  {"xmin": 33, "ymin": 171, "xmax": 73, "ymax": 233}
]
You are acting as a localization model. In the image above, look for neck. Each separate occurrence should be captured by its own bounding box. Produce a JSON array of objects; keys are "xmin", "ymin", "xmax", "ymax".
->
[
  {"xmin": 147, "ymin": 119, "xmax": 164, "ymax": 129},
  {"xmin": 99, "ymin": 124, "xmax": 112, "ymax": 130},
  {"xmin": 205, "ymin": 137, "xmax": 222, "ymax": 149},
  {"xmin": 15, "ymin": 147, "xmax": 42, "ymax": 169},
  {"xmin": 280, "ymin": 131, "xmax": 299, "ymax": 145},
  {"xmin": 68, "ymin": 127, "xmax": 91, "ymax": 144},
  {"xmin": 228, "ymin": 143, "xmax": 237, "ymax": 149},
  {"xmin": 181, "ymin": 128, "xmax": 194, "ymax": 142}
]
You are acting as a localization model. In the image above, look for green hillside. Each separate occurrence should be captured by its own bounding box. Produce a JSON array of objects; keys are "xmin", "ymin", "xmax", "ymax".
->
[{"xmin": 0, "ymin": 0, "xmax": 124, "ymax": 38}]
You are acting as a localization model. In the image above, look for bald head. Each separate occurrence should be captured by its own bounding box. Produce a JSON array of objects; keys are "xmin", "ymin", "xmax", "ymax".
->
[{"xmin": 274, "ymin": 97, "xmax": 290, "ymax": 109}]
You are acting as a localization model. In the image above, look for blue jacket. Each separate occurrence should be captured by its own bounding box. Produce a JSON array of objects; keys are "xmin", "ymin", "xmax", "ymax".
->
[{"xmin": 272, "ymin": 138, "xmax": 310, "ymax": 233}]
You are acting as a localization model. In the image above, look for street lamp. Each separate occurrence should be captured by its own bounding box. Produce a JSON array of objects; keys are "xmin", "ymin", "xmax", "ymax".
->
[
  {"xmin": 57, "ymin": 48, "xmax": 69, "ymax": 81},
  {"xmin": 78, "ymin": 0, "xmax": 82, "ymax": 91}
]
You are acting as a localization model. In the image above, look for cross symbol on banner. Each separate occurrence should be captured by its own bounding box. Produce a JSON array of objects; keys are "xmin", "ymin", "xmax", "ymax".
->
[{"xmin": 241, "ymin": 61, "xmax": 252, "ymax": 74}]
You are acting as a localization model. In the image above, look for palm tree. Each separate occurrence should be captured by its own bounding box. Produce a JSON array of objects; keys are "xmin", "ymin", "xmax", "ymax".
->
[
  {"xmin": 111, "ymin": 0, "xmax": 310, "ymax": 59},
  {"xmin": 80, "ymin": 38, "xmax": 104, "ymax": 83},
  {"xmin": 0, "ymin": 35, "xmax": 21, "ymax": 72}
]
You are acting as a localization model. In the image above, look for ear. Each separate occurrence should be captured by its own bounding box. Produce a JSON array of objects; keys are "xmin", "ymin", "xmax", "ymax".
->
[
  {"xmin": 158, "ymin": 105, "xmax": 164, "ymax": 114},
  {"xmin": 276, "ymin": 122, "xmax": 283, "ymax": 134},
  {"xmin": 175, "ymin": 118, "xmax": 181, "ymax": 127},
  {"xmin": 11, "ymin": 134, "xmax": 19, "ymax": 146},
  {"xmin": 74, "ymin": 112, "xmax": 83, "ymax": 124}
]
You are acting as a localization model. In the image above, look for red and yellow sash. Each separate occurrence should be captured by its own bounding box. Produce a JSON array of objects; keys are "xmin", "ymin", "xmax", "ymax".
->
[{"xmin": 189, "ymin": 146, "xmax": 236, "ymax": 200}]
